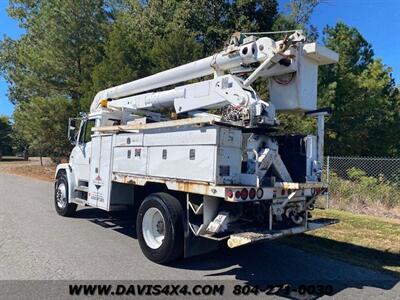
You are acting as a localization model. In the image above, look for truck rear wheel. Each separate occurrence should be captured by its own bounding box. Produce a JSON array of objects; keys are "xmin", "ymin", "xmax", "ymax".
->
[
  {"xmin": 54, "ymin": 173, "xmax": 77, "ymax": 217},
  {"xmin": 136, "ymin": 193, "xmax": 184, "ymax": 264}
]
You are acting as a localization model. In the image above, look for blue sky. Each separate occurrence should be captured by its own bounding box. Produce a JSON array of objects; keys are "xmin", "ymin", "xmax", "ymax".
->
[
  {"xmin": 0, "ymin": 0, "xmax": 24, "ymax": 117},
  {"xmin": 1, "ymin": 0, "xmax": 399, "ymax": 117}
]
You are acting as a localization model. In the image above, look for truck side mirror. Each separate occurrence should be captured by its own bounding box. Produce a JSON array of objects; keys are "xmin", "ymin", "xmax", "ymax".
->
[{"xmin": 68, "ymin": 118, "xmax": 78, "ymax": 146}]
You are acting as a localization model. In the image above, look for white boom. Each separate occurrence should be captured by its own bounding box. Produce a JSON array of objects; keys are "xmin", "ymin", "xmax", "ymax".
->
[
  {"xmin": 90, "ymin": 31, "xmax": 338, "ymax": 126},
  {"xmin": 90, "ymin": 35, "xmax": 276, "ymax": 113}
]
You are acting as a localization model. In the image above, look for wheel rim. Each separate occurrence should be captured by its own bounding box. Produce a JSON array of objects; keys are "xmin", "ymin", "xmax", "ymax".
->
[
  {"xmin": 142, "ymin": 207, "xmax": 165, "ymax": 249},
  {"xmin": 56, "ymin": 183, "xmax": 67, "ymax": 209}
]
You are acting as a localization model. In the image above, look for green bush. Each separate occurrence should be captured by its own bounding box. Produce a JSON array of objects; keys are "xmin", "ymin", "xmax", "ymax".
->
[
  {"xmin": 328, "ymin": 168, "xmax": 400, "ymax": 210},
  {"xmin": 346, "ymin": 167, "xmax": 379, "ymax": 186}
]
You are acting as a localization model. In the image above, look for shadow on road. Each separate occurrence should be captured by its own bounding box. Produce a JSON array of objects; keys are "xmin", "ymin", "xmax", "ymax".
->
[
  {"xmin": 74, "ymin": 207, "xmax": 399, "ymax": 299},
  {"xmin": 74, "ymin": 207, "xmax": 137, "ymax": 238}
]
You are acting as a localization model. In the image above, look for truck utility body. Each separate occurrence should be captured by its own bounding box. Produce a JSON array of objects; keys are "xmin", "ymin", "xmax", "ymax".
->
[{"xmin": 55, "ymin": 31, "xmax": 339, "ymax": 263}]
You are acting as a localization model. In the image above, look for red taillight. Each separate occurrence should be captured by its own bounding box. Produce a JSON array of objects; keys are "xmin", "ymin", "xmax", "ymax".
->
[
  {"xmin": 249, "ymin": 188, "xmax": 256, "ymax": 199},
  {"xmin": 235, "ymin": 190, "xmax": 241, "ymax": 199},
  {"xmin": 226, "ymin": 189, "xmax": 233, "ymax": 198},
  {"xmin": 241, "ymin": 188, "xmax": 248, "ymax": 200}
]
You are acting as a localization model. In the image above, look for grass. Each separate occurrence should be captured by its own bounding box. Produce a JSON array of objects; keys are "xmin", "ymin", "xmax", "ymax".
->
[
  {"xmin": 323, "ymin": 169, "xmax": 400, "ymax": 219},
  {"xmin": 0, "ymin": 157, "xmax": 55, "ymax": 181},
  {"xmin": 283, "ymin": 208, "xmax": 400, "ymax": 278}
]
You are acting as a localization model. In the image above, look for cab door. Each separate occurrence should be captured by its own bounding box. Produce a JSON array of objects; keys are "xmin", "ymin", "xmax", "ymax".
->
[{"xmin": 70, "ymin": 118, "xmax": 96, "ymax": 181}]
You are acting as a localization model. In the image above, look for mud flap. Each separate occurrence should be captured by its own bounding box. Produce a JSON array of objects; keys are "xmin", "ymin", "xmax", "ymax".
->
[{"xmin": 184, "ymin": 221, "xmax": 220, "ymax": 258}]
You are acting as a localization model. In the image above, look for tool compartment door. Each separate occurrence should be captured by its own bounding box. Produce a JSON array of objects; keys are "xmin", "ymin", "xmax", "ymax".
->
[{"xmin": 88, "ymin": 134, "xmax": 113, "ymax": 210}]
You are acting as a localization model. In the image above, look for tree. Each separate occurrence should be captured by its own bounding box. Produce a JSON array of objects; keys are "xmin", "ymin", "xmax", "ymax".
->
[
  {"xmin": 0, "ymin": 116, "xmax": 12, "ymax": 160},
  {"xmin": 89, "ymin": 1, "xmax": 150, "ymax": 108},
  {"xmin": 0, "ymin": 0, "xmax": 109, "ymax": 108},
  {"xmin": 272, "ymin": 0, "xmax": 320, "ymax": 40},
  {"xmin": 174, "ymin": 0, "xmax": 278, "ymax": 54},
  {"xmin": 89, "ymin": 0, "xmax": 279, "ymax": 106},
  {"xmin": 319, "ymin": 22, "xmax": 400, "ymax": 156},
  {"xmin": 13, "ymin": 97, "xmax": 73, "ymax": 164},
  {"xmin": 287, "ymin": 0, "xmax": 320, "ymax": 25},
  {"xmin": 149, "ymin": 31, "xmax": 203, "ymax": 74},
  {"xmin": 11, "ymin": 127, "xmax": 29, "ymax": 161}
]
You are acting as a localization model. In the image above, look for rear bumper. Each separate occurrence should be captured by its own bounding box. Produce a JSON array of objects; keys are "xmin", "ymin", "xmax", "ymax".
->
[
  {"xmin": 224, "ymin": 182, "xmax": 327, "ymax": 202},
  {"xmin": 113, "ymin": 172, "xmax": 327, "ymax": 201},
  {"xmin": 227, "ymin": 218, "xmax": 339, "ymax": 248}
]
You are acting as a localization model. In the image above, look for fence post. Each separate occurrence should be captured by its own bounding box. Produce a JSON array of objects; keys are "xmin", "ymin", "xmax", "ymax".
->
[{"xmin": 326, "ymin": 156, "xmax": 330, "ymax": 208}]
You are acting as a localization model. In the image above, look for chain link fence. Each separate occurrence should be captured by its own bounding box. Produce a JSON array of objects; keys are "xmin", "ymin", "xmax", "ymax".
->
[
  {"xmin": 325, "ymin": 156, "xmax": 400, "ymax": 183},
  {"xmin": 324, "ymin": 156, "xmax": 400, "ymax": 208}
]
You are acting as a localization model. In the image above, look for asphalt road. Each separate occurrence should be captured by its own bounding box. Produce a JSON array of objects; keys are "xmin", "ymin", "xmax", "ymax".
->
[{"xmin": 0, "ymin": 173, "xmax": 398, "ymax": 298}]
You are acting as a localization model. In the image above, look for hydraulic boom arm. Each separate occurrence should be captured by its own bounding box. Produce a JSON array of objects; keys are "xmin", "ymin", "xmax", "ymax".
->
[{"xmin": 90, "ymin": 31, "xmax": 338, "ymax": 128}]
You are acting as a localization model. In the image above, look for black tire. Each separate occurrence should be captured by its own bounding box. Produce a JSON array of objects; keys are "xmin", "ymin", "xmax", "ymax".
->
[
  {"xmin": 54, "ymin": 172, "xmax": 77, "ymax": 217},
  {"xmin": 136, "ymin": 193, "xmax": 184, "ymax": 264}
]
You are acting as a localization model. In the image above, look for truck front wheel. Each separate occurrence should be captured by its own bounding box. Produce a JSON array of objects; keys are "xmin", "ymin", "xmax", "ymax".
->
[
  {"xmin": 54, "ymin": 173, "xmax": 77, "ymax": 217},
  {"xmin": 136, "ymin": 193, "xmax": 184, "ymax": 264}
]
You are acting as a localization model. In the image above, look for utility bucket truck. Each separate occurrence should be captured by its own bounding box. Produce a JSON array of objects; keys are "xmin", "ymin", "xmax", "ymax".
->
[{"xmin": 55, "ymin": 31, "xmax": 339, "ymax": 263}]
